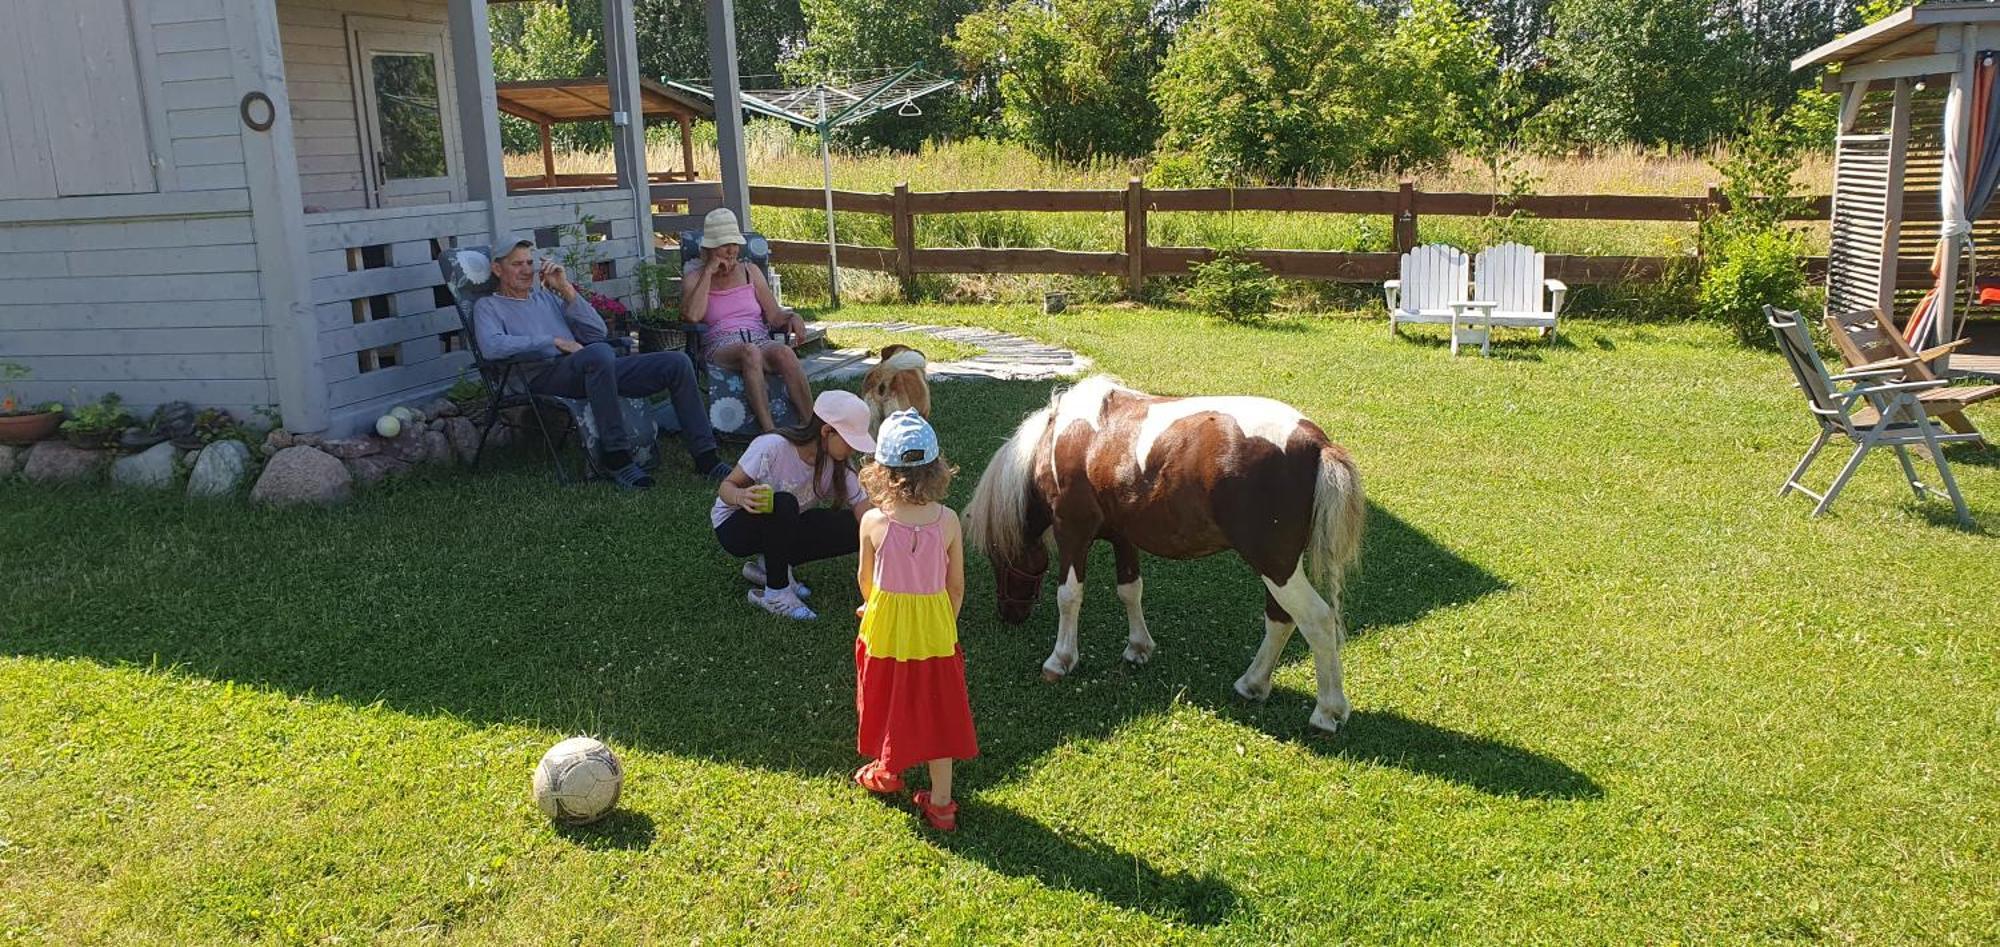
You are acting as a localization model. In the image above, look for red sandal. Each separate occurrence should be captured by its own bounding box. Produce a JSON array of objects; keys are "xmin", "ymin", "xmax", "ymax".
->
[
  {"xmin": 913, "ymin": 790, "xmax": 958, "ymax": 831},
  {"xmin": 854, "ymin": 760, "xmax": 905, "ymax": 795}
]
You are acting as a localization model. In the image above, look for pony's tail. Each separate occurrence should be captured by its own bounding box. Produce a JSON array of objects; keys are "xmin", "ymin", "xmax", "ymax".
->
[{"xmin": 1305, "ymin": 445, "xmax": 1365, "ymax": 610}]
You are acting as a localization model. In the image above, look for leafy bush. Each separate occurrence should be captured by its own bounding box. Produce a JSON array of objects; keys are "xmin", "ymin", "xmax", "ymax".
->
[
  {"xmin": 1188, "ymin": 251, "xmax": 1279, "ymax": 324},
  {"xmin": 60, "ymin": 393, "xmax": 133, "ymax": 435},
  {"xmin": 951, "ymin": 0, "xmax": 1167, "ymax": 160},
  {"xmin": 1700, "ymin": 228, "xmax": 1809, "ymax": 347},
  {"xmin": 1153, "ymin": 0, "xmax": 1495, "ymax": 183}
]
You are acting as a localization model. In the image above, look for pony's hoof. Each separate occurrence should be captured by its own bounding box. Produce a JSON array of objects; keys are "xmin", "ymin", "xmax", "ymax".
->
[
  {"xmin": 1122, "ymin": 641, "xmax": 1154, "ymax": 665},
  {"xmin": 1041, "ymin": 652, "xmax": 1077, "ymax": 681},
  {"xmin": 1308, "ymin": 703, "xmax": 1351, "ymax": 735},
  {"xmin": 1040, "ymin": 667, "xmax": 1065, "ymax": 683},
  {"xmin": 1232, "ymin": 677, "xmax": 1272, "ymax": 702}
]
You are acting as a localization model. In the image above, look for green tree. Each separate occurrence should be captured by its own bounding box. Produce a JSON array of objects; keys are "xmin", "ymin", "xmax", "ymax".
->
[
  {"xmin": 1534, "ymin": 0, "xmax": 1748, "ymax": 149},
  {"xmin": 1153, "ymin": 0, "xmax": 1495, "ymax": 183},
  {"xmin": 491, "ymin": 2, "xmax": 606, "ymax": 153},
  {"xmin": 951, "ymin": 0, "xmax": 1169, "ymax": 159},
  {"xmin": 788, "ymin": 0, "xmax": 988, "ymax": 149}
]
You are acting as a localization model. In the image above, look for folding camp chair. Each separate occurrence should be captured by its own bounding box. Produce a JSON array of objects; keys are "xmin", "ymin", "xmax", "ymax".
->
[
  {"xmin": 1767, "ymin": 305, "xmax": 1978, "ymax": 526},
  {"xmin": 675, "ymin": 230, "xmax": 803, "ymax": 438},
  {"xmin": 1822, "ymin": 307, "xmax": 1999, "ymax": 445},
  {"xmin": 437, "ymin": 246, "xmax": 655, "ymax": 485}
]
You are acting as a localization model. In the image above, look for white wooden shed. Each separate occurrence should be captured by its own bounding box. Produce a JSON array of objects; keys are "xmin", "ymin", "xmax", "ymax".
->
[
  {"xmin": 1795, "ymin": 1, "xmax": 2000, "ymax": 378},
  {"xmin": 0, "ymin": 0, "xmax": 758, "ymax": 435}
]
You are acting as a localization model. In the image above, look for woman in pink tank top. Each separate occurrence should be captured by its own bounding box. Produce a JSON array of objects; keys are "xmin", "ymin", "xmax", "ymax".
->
[{"xmin": 682, "ymin": 208, "xmax": 814, "ymax": 433}]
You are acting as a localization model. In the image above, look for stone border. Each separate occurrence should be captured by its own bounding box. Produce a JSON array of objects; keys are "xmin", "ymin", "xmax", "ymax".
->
[{"xmin": 801, "ymin": 321, "xmax": 1092, "ymax": 382}]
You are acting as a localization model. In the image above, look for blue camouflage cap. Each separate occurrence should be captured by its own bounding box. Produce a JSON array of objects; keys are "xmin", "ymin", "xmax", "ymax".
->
[{"xmin": 873, "ymin": 408, "xmax": 939, "ymax": 467}]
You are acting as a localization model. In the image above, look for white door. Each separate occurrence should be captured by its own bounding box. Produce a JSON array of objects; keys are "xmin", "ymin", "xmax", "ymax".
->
[{"xmin": 350, "ymin": 19, "xmax": 462, "ymax": 207}]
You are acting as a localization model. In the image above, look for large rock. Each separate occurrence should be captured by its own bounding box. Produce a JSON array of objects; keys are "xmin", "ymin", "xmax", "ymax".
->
[
  {"xmin": 110, "ymin": 441, "xmax": 180, "ymax": 489},
  {"xmin": 320, "ymin": 436, "xmax": 383, "ymax": 460},
  {"xmin": 22, "ymin": 441, "xmax": 104, "ymax": 484},
  {"xmin": 385, "ymin": 431, "xmax": 431, "ymax": 464},
  {"xmin": 422, "ymin": 398, "xmax": 459, "ymax": 419},
  {"xmin": 250, "ymin": 446, "xmax": 352, "ymax": 506},
  {"xmin": 187, "ymin": 440, "xmax": 253, "ymax": 498},
  {"xmin": 346, "ymin": 454, "xmax": 410, "ymax": 485},
  {"xmin": 421, "ymin": 430, "xmax": 452, "ymax": 465},
  {"xmin": 0, "ymin": 444, "xmax": 21, "ymax": 478},
  {"xmin": 445, "ymin": 417, "xmax": 481, "ymax": 465}
]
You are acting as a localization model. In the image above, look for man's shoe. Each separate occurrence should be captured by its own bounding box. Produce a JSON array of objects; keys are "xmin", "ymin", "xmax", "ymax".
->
[{"xmin": 608, "ymin": 463, "xmax": 653, "ymax": 491}]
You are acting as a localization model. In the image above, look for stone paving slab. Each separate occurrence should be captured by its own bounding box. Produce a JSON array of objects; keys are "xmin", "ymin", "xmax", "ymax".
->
[{"xmin": 799, "ymin": 321, "xmax": 1092, "ymax": 383}]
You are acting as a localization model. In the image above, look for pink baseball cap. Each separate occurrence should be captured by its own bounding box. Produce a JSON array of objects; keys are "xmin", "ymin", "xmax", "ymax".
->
[{"xmin": 812, "ymin": 390, "xmax": 875, "ymax": 453}]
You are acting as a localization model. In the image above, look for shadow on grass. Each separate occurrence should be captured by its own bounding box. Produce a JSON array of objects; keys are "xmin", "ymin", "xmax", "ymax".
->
[
  {"xmin": 556, "ymin": 809, "xmax": 657, "ymax": 851},
  {"xmin": 1388, "ymin": 327, "xmax": 1573, "ymax": 360},
  {"xmin": 0, "ymin": 377, "xmax": 1567, "ymax": 923},
  {"xmin": 930, "ymin": 802, "xmax": 1238, "ymax": 926},
  {"xmin": 1283, "ymin": 709, "xmax": 1601, "ymax": 800}
]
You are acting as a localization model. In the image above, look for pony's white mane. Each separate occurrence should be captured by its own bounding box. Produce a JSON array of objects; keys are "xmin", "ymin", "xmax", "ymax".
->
[
  {"xmin": 967, "ymin": 402, "xmax": 1054, "ymax": 564},
  {"xmin": 968, "ymin": 376, "xmax": 1126, "ymax": 563}
]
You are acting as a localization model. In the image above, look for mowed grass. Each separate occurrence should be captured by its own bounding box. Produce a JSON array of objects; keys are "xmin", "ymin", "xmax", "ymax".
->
[{"xmin": 4, "ymin": 305, "xmax": 1997, "ymax": 943}]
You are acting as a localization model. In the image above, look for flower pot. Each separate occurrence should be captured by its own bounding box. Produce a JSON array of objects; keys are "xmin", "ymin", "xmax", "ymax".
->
[
  {"xmin": 638, "ymin": 324, "xmax": 685, "ymax": 354},
  {"xmin": 0, "ymin": 409, "xmax": 64, "ymax": 445}
]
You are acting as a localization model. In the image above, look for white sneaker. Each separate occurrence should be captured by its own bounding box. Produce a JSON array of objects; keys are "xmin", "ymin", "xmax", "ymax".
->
[
  {"xmin": 742, "ymin": 557, "xmax": 810, "ymax": 598},
  {"xmin": 749, "ymin": 587, "xmax": 817, "ymax": 621}
]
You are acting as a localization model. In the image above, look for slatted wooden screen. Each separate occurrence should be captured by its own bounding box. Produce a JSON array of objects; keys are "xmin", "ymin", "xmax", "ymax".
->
[{"xmin": 1829, "ymin": 134, "xmax": 1893, "ymax": 315}]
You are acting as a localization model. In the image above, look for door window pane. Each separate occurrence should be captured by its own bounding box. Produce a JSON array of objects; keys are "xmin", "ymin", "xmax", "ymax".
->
[{"xmin": 371, "ymin": 52, "xmax": 446, "ymax": 180}]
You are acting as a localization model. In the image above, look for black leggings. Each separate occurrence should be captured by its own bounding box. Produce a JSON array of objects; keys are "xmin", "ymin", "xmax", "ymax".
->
[{"xmin": 714, "ymin": 491, "xmax": 859, "ymax": 588}]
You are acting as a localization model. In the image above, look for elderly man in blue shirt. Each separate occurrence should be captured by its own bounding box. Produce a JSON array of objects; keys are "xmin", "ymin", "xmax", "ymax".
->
[{"xmin": 473, "ymin": 240, "xmax": 729, "ymax": 488}]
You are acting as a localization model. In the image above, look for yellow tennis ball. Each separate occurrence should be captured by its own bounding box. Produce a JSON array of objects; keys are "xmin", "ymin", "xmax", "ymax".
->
[{"xmin": 375, "ymin": 415, "xmax": 402, "ymax": 438}]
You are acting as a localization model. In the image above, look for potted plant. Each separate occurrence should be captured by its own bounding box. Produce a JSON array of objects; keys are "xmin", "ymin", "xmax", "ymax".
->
[
  {"xmin": 0, "ymin": 363, "xmax": 65, "ymax": 445},
  {"xmin": 60, "ymin": 393, "xmax": 135, "ymax": 450},
  {"xmin": 635, "ymin": 307, "xmax": 685, "ymax": 354},
  {"xmin": 586, "ymin": 290, "xmax": 631, "ymax": 338}
]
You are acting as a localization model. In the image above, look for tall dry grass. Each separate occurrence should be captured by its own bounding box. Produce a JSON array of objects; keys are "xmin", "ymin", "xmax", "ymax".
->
[{"xmin": 508, "ymin": 127, "xmax": 1830, "ymax": 306}]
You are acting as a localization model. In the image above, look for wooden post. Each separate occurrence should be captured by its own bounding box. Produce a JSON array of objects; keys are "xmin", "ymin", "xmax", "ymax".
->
[
  {"xmin": 539, "ymin": 122, "xmax": 555, "ymax": 187},
  {"xmin": 893, "ymin": 182, "xmax": 915, "ymax": 300},
  {"xmin": 602, "ymin": 0, "xmax": 653, "ymax": 264},
  {"xmin": 1394, "ymin": 180, "xmax": 1417, "ymax": 252},
  {"xmin": 447, "ymin": 0, "xmax": 510, "ymax": 243},
  {"xmin": 1880, "ymin": 79, "xmax": 1911, "ymax": 317},
  {"xmin": 1124, "ymin": 177, "xmax": 1146, "ymax": 298},
  {"xmin": 223, "ymin": 0, "xmax": 327, "ymax": 432},
  {"xmin": 705, "ymin": 0, "xmax": 751, "ymax": 226},
  {"xmin": 679, "ymin": 114, "xmax": 695, "ymax": 181}
]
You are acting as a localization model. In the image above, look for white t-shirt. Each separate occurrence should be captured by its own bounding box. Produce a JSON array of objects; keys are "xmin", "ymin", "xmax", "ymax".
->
[{"xmin": 710, "ymin": 432, "xmax": 868, "ymax": 528}]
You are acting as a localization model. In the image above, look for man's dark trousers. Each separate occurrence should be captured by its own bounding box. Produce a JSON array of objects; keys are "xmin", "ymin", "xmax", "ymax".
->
[{"xmin": 526, "ymin": 342, "xmax": 716, "ymax": 457}]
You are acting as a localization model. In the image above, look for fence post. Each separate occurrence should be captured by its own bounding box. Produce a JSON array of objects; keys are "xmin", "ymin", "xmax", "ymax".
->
[
  {"xmin": 1395, "ymin": 180, "xmax": 1418, "ymax": 252},
  {"xmin": 1125, "ymin": 177, "xmax": 1147, "ymax": 299},
  {"xmin": 893, "ymin": 182, "xmax": 915, "ymax": 301},
  {"xmin": 1703, "ymin": 183, "xmax": 1724, "ymax": 273}
]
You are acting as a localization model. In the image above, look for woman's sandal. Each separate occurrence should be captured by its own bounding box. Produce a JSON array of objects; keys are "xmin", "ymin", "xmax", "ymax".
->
[
  {"xmin": 912, "ymin": 790, "xmax": 958, "ymax": 831},
  {"xmin": 854, "ymin": 760, "xmax": 904, "ymax": 795}
]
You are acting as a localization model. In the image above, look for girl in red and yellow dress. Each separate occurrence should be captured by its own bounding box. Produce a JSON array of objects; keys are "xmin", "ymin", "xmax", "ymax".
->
[{"xmin": 852, "ymin": 409, "xmax": 978, "ymax": 830}]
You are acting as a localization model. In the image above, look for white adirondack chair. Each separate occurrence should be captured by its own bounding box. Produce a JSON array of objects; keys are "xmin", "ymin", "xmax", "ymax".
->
[
  {"xmin": 1468, "ymin": 242, "xmax": 1567, "ymax": 354},
  {"xmin": 1384, "ymin": 244, "xmax": 1471, "ymax": 337}
]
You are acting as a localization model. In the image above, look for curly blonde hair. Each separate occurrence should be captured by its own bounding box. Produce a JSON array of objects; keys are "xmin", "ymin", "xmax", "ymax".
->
[{"xmin": 861, "ymin": 455, "xmax": 957, "ymax": 509}]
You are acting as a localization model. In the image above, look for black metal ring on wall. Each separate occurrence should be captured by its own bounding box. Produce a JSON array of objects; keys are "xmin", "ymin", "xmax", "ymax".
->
[{"xmin": 240, "ymin": 91, "xmax": 275, "ymax": 132}]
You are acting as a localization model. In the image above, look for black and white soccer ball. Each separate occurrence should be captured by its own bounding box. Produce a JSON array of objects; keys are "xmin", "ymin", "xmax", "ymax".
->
[{"xmin": 532, "ymin": 736, "xmax": 623, "ymax": 825}]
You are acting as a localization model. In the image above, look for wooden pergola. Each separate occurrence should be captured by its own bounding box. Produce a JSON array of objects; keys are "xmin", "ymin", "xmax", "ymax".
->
[
  {"xmin": 496, "ymin": 77, "xmax": 714, "ymax": 189},
  {"xmin": 1795, "ymin": 1, "xmax": 2000, "ymax": 377}
]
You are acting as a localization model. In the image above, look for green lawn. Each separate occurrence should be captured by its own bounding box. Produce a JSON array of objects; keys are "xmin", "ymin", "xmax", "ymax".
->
[{"xmin": 3, "ymin": 306, "xmax": 1996, "ymax": 944}]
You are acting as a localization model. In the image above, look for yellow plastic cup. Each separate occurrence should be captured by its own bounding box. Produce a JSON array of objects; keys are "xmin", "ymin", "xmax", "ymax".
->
[{"xmin": 749, "ymin": 483, "xmax": 774, "ymax": 514}]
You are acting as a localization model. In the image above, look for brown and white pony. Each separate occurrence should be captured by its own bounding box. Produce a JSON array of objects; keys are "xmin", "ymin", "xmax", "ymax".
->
[
  {"xmin": 861, "ymin": 345, "xmax": 931, "ymax": 436},
  {"xmin": 967, "ymin": 377, "xmax": 1366, "ymax": 733}
]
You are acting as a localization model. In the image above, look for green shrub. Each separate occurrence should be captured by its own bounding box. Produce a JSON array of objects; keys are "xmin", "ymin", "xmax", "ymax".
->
[
  {"xmin": 1188, "ymin": 251, "xmax": 1279, "ymax": 324},
  {"xmin": 1699, "ymin": 228, "xmax": 1809, "ymax": 347}
]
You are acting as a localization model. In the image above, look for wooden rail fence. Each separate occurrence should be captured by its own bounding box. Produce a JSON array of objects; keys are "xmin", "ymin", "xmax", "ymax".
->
[{"xmin": 648, "ymin": 179, "xmax": 1840, "ymax": 297}]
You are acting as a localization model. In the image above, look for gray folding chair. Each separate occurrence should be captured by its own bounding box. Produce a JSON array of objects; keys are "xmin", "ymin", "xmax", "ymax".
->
[{"xmin": 1766, "ymin": 305, "xmax": 1977, "ymax": 526}]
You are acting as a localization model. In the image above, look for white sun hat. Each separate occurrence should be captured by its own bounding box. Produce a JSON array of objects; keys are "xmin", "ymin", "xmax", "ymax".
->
[{"xmin": 699, "ymin": 207, "xmax": 748, "ymax": 249}]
